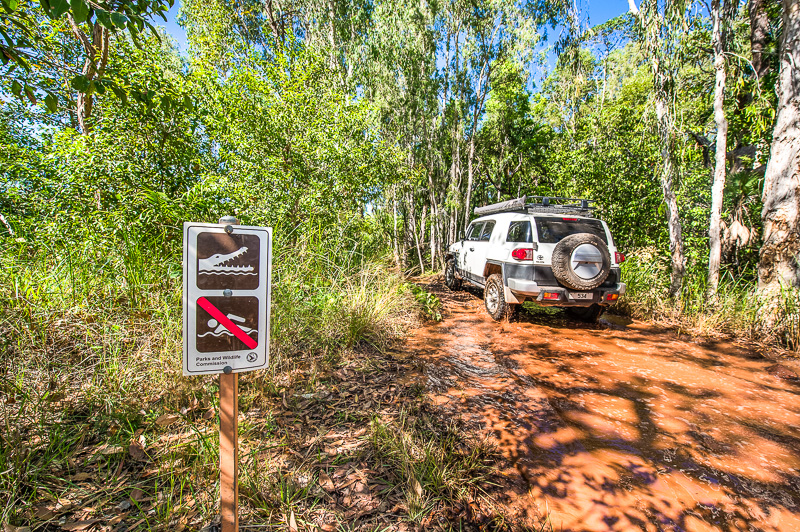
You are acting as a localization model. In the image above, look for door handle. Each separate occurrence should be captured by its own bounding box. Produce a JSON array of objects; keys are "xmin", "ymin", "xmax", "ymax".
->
[{"xmin": 469, "ymin": 247, "xmax": 475, "ymax": 251}]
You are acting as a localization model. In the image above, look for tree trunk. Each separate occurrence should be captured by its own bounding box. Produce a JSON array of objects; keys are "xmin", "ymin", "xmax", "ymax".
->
[
  {"xmin": 429, "ymin": 204, "xmax": 437, "ymax": 271},
  {"xmin": 464, "ymin": 138, "xmax": 475, "ymax": 229},
  {"xmin": 654, "ymin": 77, "xmax": 686, "ymax": 299},
  {"xmin": 758, "ymin": 0, "xmax": 800, "ymax": 311},
  {"xmin": 327, "ymin": 0, "xmax": 337, "ymax": 72},
  {"xmin": 67, "ymin": 18, "xmax": 109, "ymax": 134},
  {"xmin": 629, "ymin": 0, "xmax": 686, "ymax": 299},
  {"xmin": 708, "ymin": 0, "xmax": 730, "ymax": 298},
  {"xmin": 400, "ymin": 203, "xmax": 408, "ymax": 274},
  {"xmin": 405, "ymin": 191, "xmax": 421, "ymax": 274},
  {"xmin": 463, "ymin": 56, "xmax": 491, "ymax": 230},
  {"xmin": 749, "ymin": 0, "xmax": 770, "ymax": 82},
  {"xmin": 392, "ymin": 186, "xmax": 402, "ymax": 271},
  {"xmin": 414, "ymin": 201, "xmax": 426, "ymax": 274}
]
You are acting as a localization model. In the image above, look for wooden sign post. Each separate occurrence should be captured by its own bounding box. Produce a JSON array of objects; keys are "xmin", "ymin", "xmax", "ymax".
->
[
  {"xmin": 183, "ymin": 216, "xmax": 272, "ymax": 532},
  {"xmin": 220, "ymin": 370, "xmax": 238, "ymax": 532}
]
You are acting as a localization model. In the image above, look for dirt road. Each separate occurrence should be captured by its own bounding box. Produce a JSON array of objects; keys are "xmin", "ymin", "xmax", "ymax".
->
[{"xmin": 407, "ymin": 278, "xmax": 800, "ymax": 531}]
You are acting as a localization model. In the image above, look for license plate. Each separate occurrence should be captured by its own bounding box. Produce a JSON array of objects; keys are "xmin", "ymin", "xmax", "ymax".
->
[{"xmin": 569, "ymin": 292, "xmax": 592, "ymax": 300}]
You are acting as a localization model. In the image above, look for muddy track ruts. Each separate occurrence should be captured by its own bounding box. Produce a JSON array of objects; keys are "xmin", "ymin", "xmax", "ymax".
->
[{"xmin": 406, "ymin": 276, "xmax": 800, "ymax": 532}]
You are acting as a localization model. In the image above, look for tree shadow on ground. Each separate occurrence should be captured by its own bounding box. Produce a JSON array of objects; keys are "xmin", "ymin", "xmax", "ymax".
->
[{"xmin": 415, "ymin": 276, "xmax": 800, "ymax": 531}]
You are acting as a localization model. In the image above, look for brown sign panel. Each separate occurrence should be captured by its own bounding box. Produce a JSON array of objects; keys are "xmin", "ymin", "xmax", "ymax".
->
[
  {"xmin": 196, "ymin": 296, "xmax": 260, "ymax": 353},
  {"xmin": 196, "ymin": 233, "xmax": 260, "ymax": 290}
]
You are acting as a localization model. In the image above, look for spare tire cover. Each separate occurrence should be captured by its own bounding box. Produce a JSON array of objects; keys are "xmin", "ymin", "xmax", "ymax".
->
[{"xmin": 551, "ymin": 233, "xmax": 611, "ymax": 290}]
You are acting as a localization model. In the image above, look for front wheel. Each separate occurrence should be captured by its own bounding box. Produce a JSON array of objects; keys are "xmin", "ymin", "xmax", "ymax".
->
[
  {"xmin": 444, "ymin": 259, "xmax": 461, "ymax": 290},
  {"xmin": 566, "ymin": 304, "xmax": 604, "ymax": 323},
  {"xmin": 484, "ymin": 274, "xmax": 517, "ymax": 321}
]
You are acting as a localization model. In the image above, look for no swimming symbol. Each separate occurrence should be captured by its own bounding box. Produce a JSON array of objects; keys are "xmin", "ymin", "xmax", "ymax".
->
[{"xmin": 197, "ymin": 297, "xmax": 258, "ymax": 350}]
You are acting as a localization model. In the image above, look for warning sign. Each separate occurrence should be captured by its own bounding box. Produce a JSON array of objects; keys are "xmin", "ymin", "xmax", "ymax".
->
[
  {"xmin": 183, "ymin": 222, "xmax": 271, "ymax": 375},
  {"xmin": 196, "ymin": 233, "xmax": 260, "ymax": 290}
]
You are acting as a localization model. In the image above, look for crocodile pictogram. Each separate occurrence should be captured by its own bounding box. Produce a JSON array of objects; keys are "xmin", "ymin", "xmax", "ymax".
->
[{"xmin": 199, "ymin": 246, "xmax": 255, "ymax": 275}]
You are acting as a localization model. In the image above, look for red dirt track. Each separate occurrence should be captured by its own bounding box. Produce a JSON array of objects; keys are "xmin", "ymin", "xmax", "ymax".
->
[{"xmin": 408, "ymin": 277, "xmax": 800, "ymax": 531}]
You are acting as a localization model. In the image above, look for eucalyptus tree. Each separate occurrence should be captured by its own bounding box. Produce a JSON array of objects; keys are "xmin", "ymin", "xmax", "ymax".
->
[
  {"xmin": 749, "ymin": 0, "xmax": 772, "ymax": 84},
  {"xmin": 707, "ymin": 0, "xmax": 736, "ymax": 298},
  {"xmin": 628, "ymin": 0, "xmax": 690, "ymax": 299},
  {"xmin": 0, "ymin": 0, "xmax": 173, "ymax": 132},
  {"xmin": 533, "ymin": 41, "xmax": 669, "ymax": 252},
  {"xmin": 178, "ymin": 0, "xmax": 599, "ymax": 272},
  {"xmin": 458, "ymin": 0, "xmax": 547, "ymax": 230},
  {"xmin": 475, "ymin": 60, "xmax": 538, "ymax": 201},
  {"xmin": 758, "ymin": 0, "xmax": 800, "ymax": 316}
]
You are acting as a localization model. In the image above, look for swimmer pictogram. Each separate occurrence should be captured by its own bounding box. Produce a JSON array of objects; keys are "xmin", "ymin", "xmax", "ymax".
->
[{"xmin": 196, "ymin": 297, "xmax": 258, "ymax": 349}]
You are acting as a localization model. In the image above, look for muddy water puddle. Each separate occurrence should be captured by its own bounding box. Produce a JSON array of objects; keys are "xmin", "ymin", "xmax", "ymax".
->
[{"xmin": 407, "ymin": 280, "xmax": 800, "ymax": 531}]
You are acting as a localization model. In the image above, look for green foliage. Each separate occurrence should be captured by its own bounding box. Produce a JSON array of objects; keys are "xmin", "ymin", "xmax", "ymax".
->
[
  {"xmin": 405, "ymin": 283, "xmax": 442, "ymax": 322},
  {"xmin": 618, "ymin": 249, "xmax": 800, "ymax": 351},
  {"xmin": 0, "ymin": 0, "xmax": 173, "ymax": 107}
]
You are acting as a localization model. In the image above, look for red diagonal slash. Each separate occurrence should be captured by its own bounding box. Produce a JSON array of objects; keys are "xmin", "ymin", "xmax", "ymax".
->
[{"xmin": 197, "ymin": 297, "xmax": 258, "ymax": 349}]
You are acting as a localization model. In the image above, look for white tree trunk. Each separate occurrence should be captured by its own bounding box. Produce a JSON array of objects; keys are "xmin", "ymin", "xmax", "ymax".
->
[
  {"xmin": 630, "ymin": 0, "xmax": 686, "ymax": 299},
  {"xmin": 418, "ymin": 203, "xmax": 427, "ymax": 274},
  {"xmin": 758, "ymin": 0, "xmax": 800, "ymax": 308},
  {"xmin": 464, "ymin": 138, "xmax": 475, "ymax": 229},
  {"xmin": 429, "ymin": 204, "xmax": 437, "ymax": 272},
  {"xmin": 707, "ymin": 0, "xmax": 729, "ymax": 298},
  {"xmin": 464, "ymin": 55, "xmax": 491, "ymax": 230},
  {"xmin": 392, "ymin": 186, "xmax": 402, "ymax": 271},
  {"xmin": 654, "ymin": 75, "xmax": 686, "ymax": 299}
]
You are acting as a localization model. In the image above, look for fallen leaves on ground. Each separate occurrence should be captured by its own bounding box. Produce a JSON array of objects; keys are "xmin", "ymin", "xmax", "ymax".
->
[
  {"xmin": 60, "ymin": 520, "xmax": 99, "ymax": 531},
  {"xmin": 155, "ymin": 413, "xmax": 180, "ymax": 427},
  {"xmin": 8, "ymin": 328, "xmax": 506, "ymax": 531}
]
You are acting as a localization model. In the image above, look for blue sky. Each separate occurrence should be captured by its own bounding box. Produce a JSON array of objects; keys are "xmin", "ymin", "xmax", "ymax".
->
[
  {"xmin": 586, "ymin": 1, "xmax": 631, "ymax": 26},
  {"xmin": 161, "ymin": 2, "xmax": 188, "ymax": 52},
  {"xmin": 158, "ymin": 0, "xmax": 632, "ymax": 55}
]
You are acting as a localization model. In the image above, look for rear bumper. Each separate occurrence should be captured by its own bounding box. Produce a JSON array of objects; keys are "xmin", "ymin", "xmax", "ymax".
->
[
  {"xmin": 507, "ymin": 278, "xmax": 626, "ymax": 306},
  {"xmin": 507, "ymin": 278, "xmax": 540, "ymax": 294}
]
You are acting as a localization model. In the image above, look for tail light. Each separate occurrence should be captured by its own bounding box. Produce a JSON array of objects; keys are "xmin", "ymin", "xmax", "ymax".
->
[
  {"xmin": 562, "ymin": 217, "xmax": 577, "ymax": 221},
  {"xmin": 542, "ymin": 292, "xmax": 560, "ymax": 300},
  {"xmin": 606, "ymin": 293, "xmax": 619, "ymax": 301},
  {"xmin": 615, "ymin": 251, "xmax": 626, "ymax": 263},
  {"xmin": 511, "ymin": 248, "xmax": 534, "ymax": 261}
]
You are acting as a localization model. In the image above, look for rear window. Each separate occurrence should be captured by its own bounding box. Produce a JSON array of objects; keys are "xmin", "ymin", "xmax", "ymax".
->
[
  {"xmin": 507, "ymin": 221, "xmax": 532, "ymax": 243},
  {"xmin": 534, "ymin": 217, "xmax": 608, "ymax": 244}
]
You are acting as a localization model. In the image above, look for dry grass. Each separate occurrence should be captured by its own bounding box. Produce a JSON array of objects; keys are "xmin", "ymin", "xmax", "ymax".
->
[{"xmin": 617, "ymin": 249, "xmax": 800, "ymax": 352}]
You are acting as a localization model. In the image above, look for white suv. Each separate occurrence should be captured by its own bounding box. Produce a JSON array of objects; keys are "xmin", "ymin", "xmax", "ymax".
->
[{"xmin": 444, "ymin": 196, "xmax": 626, "ymax": 322}]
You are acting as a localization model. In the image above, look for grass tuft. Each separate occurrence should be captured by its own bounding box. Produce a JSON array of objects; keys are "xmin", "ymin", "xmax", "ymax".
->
[
  {"xmin": 617, "ymin": 248, "xmax": 800, "ymax": 351},
  {"xmin": 369, "ymin": 406, "xmax": 497, "ymax": 523}
]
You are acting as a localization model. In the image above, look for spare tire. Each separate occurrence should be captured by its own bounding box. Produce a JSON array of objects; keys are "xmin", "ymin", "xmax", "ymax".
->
[{"xmin": 551, "ymin": 233, "xmax": 611, "ymax": 290}]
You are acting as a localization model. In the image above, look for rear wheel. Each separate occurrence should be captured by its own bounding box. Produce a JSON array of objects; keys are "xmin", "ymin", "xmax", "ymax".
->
[
  {"xmin": 484, "ymin": 274, "xmax": 517, "ymax": 321},
  {"xmin": 444, "ymin": 259, "xmax": 461, "ymax": 290},
  {"xmin": 566, "ymin": 304, "xmax": 604, "ymax": 323}
]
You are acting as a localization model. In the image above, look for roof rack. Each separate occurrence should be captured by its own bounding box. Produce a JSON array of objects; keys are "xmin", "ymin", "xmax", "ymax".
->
[{"xmin": 473, "ymin": 196, "xmax": 595, "ymax": 217}]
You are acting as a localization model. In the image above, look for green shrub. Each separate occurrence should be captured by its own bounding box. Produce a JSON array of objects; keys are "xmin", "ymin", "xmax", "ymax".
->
[
  {"xmin": 618, "ymin": 249, "xmax": 799, "ymax": 351},
  {"xmin": 405, "ymin": 283, "xmax": 442, "ymax": 322}
]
